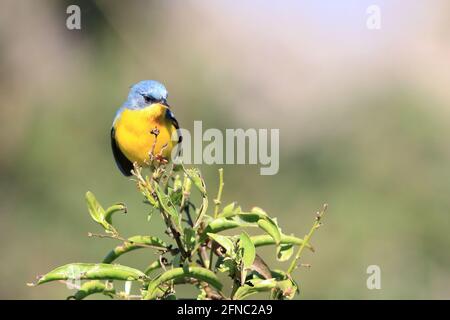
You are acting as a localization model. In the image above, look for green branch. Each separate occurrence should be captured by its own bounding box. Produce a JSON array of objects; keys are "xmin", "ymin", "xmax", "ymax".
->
[{"xmin": 287, "ymin": 204, "xmax": 328, "ymax": 275}]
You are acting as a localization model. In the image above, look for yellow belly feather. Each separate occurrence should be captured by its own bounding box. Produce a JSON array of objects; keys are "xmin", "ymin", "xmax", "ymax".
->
[{"xmin": 114, "ymin": 104, "xmax": 177, "ymax": 165}]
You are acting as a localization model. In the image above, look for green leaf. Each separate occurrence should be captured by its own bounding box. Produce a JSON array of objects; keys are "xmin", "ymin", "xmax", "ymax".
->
[
  {"xmin": 183, "ymin": 228, "xmax": 196, "ymax": 252},
  {"xmin": 141, "ymin": 182, "xmax": 159, "ymax": 208},
  {"xmin": 217, "ymin": 202, "xmax": 241, "ymax": 218},
  {"xmin": 277, "ymin": 243, "xmax": 294, "ymax": 261},
  {"xmin": 217, "ymin": 257, "xmax": 238, "ymax": 277},
  {"xmin": 233, "ymin": 278, "xmax": 277, "ymax": 300},
  {"xmin": 184, "ymin": 168, "xmax": 207, "ymax": 195},
  {"xmin": 250, "ymin": 234, "xmax": 313, "ymax": 251},
  {"xmin": 29, "ymin": 263, "xmax": 148, "ymax": 286},
  {"xmin": 67, "ymin": 280, "xmax": 114, "ymax": 300},
  {"xmin": 277, "ymin": 279, "xmax": 299, "ymax": 300},
  {"xmin": 173, "ymin": 174, "xmax": 183, "ymax": 191},
  {"xmin": 239, "ymin": 232, "xmax": 256, "ymax": 284},
  {"xmin": 153, "ymin": 183, "xmax": 182, "ymax": 232},
  {"xmin": 239, "ymin": 232, "xmax": 256, "ymax": 268},
  {"xmin": 251, "ymin": 207, "xmax": 268, "ymax": 217},
  {"xmin": 257, "ymin": 218, "xmax": 281, "ymax": 245},
  {"xmin": 204, "ymin": 218, "xmax": 254, "ymax": 234},
  {"xmin": 270, "ymin": 269, "xmax": 289, "ymax": 280},
  {"xmin": 197, "ymin": 286, "xmax": 208, "ymax": 300},
  {"xmin": 207, "ymin": 233, "xmax": 235, "ymax": 255},
  {"xmin": 144, "ymin": 260, "xmax": 163, "ymax": 275},
  {"xmin": 86, "ymin": 191, "xmax": 104, "ymax": 223},
  {"xmin": 193, "ymin": 195, "xmax": 208, "ymax": 228},
  {"xmin": 168, "ymin": 174, "xmax": 183, "ymax": 206},
  {"xmin": 182, "ymin": 173, "xmax": 192, "ymax": 196},
  {"xmin": 200, "ymin": 216, "xmax": 259, "ymax": 244},
  {"xmin": 104, "ymin": 203, "xmax": 127, "ymax": 225},
  {"xmin": 235, "ymin": 213, "xmax": 260, "ymax": 224},
  {"xmin": 144, "ymin": 266, "xmax": 222, "ymax": 300},
  {"xmin": 102, "ymin": 236, "xmax": 168, "ymax": 264},
  {"xmin": 86, "ymin": 192, "xmax": 117, "ymax": 234},
  {"xmin": 269, "ymin": 269, "xmax": 299, "ymax": 299},
  {"xmin": 168, "ymin": 187, "xmax": 183, "ymax": 206}
]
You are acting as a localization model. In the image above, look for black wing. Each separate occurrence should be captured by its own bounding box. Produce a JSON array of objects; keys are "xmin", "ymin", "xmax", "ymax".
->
[
  {"xmin": 165, "ymin": 109, "xmax": 182, "ymax": 160},
  {"xmin": 111, "ymin": 127, "xmax": 133, "ymax": 176},
  {"xmin": 166, "ymin": 109, "xmax": 182, "ymax": 143}
]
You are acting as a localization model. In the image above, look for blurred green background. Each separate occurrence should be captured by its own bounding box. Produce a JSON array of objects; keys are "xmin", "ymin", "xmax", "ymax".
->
[{"xmin": 1, "ymin": 0, "xmax": 450, "ymax": 299}]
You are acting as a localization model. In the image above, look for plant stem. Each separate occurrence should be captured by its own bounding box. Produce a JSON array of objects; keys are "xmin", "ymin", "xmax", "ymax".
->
[
  {"xmin": 209, "ymin": 169, "xmax": 224, "ymax": 270},
  {"xmin": 286, "ymin": 204, "xmax": 328, "ymax": 275},
  {"xmin": 208, "ymin": 241, "xmax": 216, "ymax": 270},
  {"xmin": 154, "ymin": 193, "xmax": 189, "ymax": 260},
  {"xmin": 213, "ymin": 168, "xmax": 224, "ymax": 218},
  {"xmin": 230, "ymin": 279, "xmax": 240, "ymax": 300},
  {"xmin": 184, "ymin": 202, "xmax": 194, "ymax": 228},
  {"xmin": 185, "ymin": 203, "xmax": 208, "ymax": 268}
]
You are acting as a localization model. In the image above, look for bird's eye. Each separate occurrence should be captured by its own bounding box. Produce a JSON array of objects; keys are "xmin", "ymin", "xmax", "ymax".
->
[{"xmin": 142, "ymin": 94, "xmax": 154, "ymax": 104}]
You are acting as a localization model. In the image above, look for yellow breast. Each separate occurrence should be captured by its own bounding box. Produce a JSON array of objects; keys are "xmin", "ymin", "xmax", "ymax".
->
[{"xmin": 113, "ymin": 104, "xmax": 178, "ymax": 165}]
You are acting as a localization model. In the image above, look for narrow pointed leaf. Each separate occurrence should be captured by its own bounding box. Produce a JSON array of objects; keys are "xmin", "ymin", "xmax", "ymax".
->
[
  {"xmin": 250, "ymin": 234, "xmax": 313, "ymax": 251},
  {"xmin": 200, "ymin": 217, "xmax": 258, "ymax": 243},
  {"xmin": 145, "ymin": 266, "xmax": 222, "ymax": 300},
  {"xmin": 257, "ymin": 218, "xmax": 281, "ymax": 245},
  {"xmin": 239, "ymin": 232, "xmax": 256, "ymax": 268},
  {"xmin": 239, "ymin": 232, "xmax": 256, "ymax": 284},
  {"xmin": 85, "ymin": 192, "xmax": 117, "ymax": 234},
  {"xmin": 183, "ymin": 228, "xmax": 196, "ymax": 252},
  {"xmin": 173, "ymin": 174, "xmax": 182, "ymax": 190},
  {"xmin": 270, "ymin": 269, "xmax": 299, "ymax": 299},
  {"xmin": 29, "ymin": 263, "xmax": 147, "ymax": 286},
  {"xmin": 144, "ymin": 260, "xmax": 163, "ymax": 275},
  {"xmin": 277, "ymin": 243, "xmax": 294, "ymax": 261},
  {"xmin": 182, "ymin": 173, "xmax": 192, "ymax": 196},
  {"xmin": 207, "ymin": 233, "xmax": 235, "ymax": 255},
  {"xmin": 184, "ymin": 168, "xmax": 207, "ymax": 195},
  {"xmin": 153, "ymin": 183, "xmax": 182, "ymax": 232},
  {"xmin": 104, "ymin": 203, "xmax": 127, "ymax": 225},
  {"xmin": 235, "ymin": 213, "xmax": 260, "ymax": 224},
  {"xmin": 102, "ymin": 236, "xmax": 168, "ymax": 263},
  {"xmin": 275, "ymin": 279, "xmax": 298, "ymax": 300},
  {"xmin": 68, "ymin": 280, "xmax": 114, "ymax": 300},
  {"xmin": 217, "ymin": 202, "xmax": 239, "ymax": 218},
  {"xmin": 233, "ymin": 278, "xmax": 277, "ymax": 300},
  {"xmin": 193, "ymin": 195, "xmax": 208, "ymax": 228},
  {"xmin": 251, "ymin": 207, "xmax": 268, "ymax": 217},
  {"xmin": 86, "ymin": 191, "xmax": 104, "ymax": 224}
]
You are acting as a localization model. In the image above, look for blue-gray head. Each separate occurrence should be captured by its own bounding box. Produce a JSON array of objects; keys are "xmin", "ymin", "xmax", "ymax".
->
[{"xmin": 123, "ymin": 80, "xmax": 169, "ymax": 109}]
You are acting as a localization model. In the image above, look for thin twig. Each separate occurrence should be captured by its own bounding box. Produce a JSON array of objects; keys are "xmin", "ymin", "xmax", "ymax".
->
[
  {"xmin": 87, "ymin": 232, "xmax": 170, "ymax": 252},
  {"xmin": 213, "ymin": 168, "xmax": 224, "ymax": 218},
  {"xmin": 209, "ymin": 168, "xmax": 224, "ymax": 270},
  {"xmin": 287, "ymin": 204, "xmax": 328, "ymax": 275},
  {"xmin": 184, "ymin": 201, "xmax": 194, "ymax": 227},
  {"xmin": 153, "ymin": 193, "xmax": 188, "ymax": 260}
]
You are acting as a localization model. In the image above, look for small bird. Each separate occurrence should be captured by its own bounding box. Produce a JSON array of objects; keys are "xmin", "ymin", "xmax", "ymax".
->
[{"xmin": 111, "ymin": 80, "xmax": 181, "ymax": 176}]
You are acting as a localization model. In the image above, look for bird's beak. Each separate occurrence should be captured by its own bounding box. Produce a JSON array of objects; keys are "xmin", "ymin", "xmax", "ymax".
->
[{"xmin": 161, "ymin": 99, "xmax": 170, "ymax": 108}]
